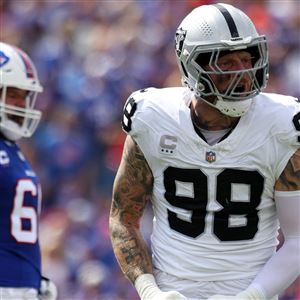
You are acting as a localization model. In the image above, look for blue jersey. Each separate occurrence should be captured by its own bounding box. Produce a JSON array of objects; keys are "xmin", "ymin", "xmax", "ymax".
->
[{"xmin": 0, "ymin": 138, "xmax": 41, "ymax": 289}]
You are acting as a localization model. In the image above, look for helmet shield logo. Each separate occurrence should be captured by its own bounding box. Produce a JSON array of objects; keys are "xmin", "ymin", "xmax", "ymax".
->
[{"xmin": 175, "ymin": 28, "xmax": 187, "ymax": 57}]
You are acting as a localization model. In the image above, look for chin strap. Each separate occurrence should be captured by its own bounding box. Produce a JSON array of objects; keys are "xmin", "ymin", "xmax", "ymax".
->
[
  {"xmin": 196, "ymin": 94, "xmax": 252, "ymax": 117},
  {"xmin": 0, "ymin": 122, "xmax": 23, "ymax": 141}
]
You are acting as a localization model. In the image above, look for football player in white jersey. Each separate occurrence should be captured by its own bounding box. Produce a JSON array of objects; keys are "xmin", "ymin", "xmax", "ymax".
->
[{"xmin": 109, "ymin": 3, "xmax": 300, "ymax": 300}]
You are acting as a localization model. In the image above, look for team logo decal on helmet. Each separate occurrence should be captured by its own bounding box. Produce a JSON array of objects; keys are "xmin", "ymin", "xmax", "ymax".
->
[
  {"xmin": 0, "ymin": 51, "xmax": 9, "ymax": 67},
  {"xmin": 175, "ymin": 28, "xmax": 187, "ymax": 57}
]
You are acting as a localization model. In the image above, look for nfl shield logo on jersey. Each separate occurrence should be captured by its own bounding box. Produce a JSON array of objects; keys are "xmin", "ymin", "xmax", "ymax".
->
[{"xmin": 206, "ymin": 151, "xmax": 216, "ymax": 163}]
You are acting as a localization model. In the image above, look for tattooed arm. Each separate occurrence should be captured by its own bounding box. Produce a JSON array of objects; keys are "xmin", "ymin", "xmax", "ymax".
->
[
  {"xmin": 109, "ymin": 136, "xmax": 186, "ymax": 300},
  {"xmin": 109, "ymin": 135, "xmax": 154, "ymax": 283}
]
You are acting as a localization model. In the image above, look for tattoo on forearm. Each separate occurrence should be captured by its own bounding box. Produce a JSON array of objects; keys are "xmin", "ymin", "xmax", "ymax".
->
[
  {"xmin": 276, "ymin": 148, "xmax": 300, "ymax": 191},
  {"xmin": 111, "ymin": 223, "xmax": 153, "ymax": 282},
  {"xmin": 110, "ymin": 136, "xmax": 154, "ymax": 283},
  {"xmin": 121, "ymin": 237, "xmax": 143, "ymax": 264}
]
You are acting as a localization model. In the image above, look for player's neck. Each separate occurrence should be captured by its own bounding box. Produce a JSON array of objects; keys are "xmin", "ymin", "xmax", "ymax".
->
[{"xmin": 190, "ymin": 98, "xmax": 240, "ymax": 131}]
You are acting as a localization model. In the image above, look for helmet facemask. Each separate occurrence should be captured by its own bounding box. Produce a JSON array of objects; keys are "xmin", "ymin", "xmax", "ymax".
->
[
  {"xmin": 0, "ymin": 86, "xmax": 42, "ymax": 141},
  {"xmin": 193, "ymin": 40, "xmax": 268, "ymax": 100}
]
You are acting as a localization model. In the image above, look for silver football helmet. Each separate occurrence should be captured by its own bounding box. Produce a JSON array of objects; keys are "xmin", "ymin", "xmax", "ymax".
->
[
  {"xmin": 175, "ymin": 3, "xmax": 269, "ymax": 117},
  {"xmin": 0, "ymin": 42, "xmax": 43, "ymax": 140}
]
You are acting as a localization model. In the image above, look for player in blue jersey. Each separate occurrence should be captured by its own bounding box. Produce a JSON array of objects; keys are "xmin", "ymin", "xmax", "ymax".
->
[{"xmin": 0, "ymin": 42, "xmax": 57, "ymax": 300}]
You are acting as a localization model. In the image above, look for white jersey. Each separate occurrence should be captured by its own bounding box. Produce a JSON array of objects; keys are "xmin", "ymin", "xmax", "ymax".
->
[{"xmin": 122, "ymin": 87, "xmax": 300, "ymax": 281}]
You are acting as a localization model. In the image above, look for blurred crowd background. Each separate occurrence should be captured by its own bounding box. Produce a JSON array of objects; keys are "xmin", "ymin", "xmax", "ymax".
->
[{"xmin": 1, "ymin": 0, "xmax": 299, "ymax": 299}]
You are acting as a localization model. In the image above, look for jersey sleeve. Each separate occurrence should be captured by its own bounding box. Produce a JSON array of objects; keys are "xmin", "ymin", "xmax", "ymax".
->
[{"xmin": 122, "ymin": 88, "xmax": 167, "ymax": 173}]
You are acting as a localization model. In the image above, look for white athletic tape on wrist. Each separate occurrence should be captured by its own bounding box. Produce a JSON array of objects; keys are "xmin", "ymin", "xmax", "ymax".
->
[{"xmin": 134, "ymin": 274, "xmax": 161, "ymax": 300}]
